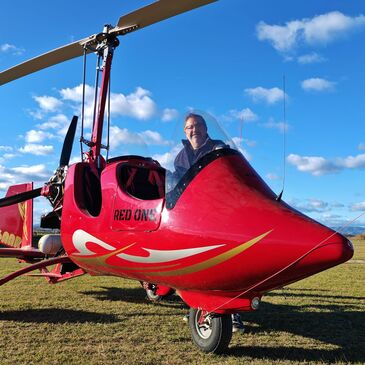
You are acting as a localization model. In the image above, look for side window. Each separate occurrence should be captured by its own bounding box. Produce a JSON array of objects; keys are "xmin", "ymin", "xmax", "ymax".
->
[
  {"xmin": 118, "ymin": 165, "xmax": 165, "ymax": 200},
  {"xmin": 74, "ymin": 163, "xmax": 102, "ymax": 216}
]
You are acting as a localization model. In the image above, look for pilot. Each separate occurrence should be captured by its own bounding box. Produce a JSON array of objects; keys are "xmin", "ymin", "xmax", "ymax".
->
[
  {"xmin": 173, "ymin": 113, "xmax": 227, "ymax": 180},
  {"xmin": 174, "ymin": 112, "xmax": 245, "ymax": 333}
]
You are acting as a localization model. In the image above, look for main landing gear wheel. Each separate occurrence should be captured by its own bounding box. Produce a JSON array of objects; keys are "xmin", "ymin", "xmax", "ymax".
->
[
  {"xmin": 145, "ymin": 283, "xmax": 162, "ymax": 302},
  {"xmin": 188, "ymin": 307, "xmax": 232, "ymax": 354}
]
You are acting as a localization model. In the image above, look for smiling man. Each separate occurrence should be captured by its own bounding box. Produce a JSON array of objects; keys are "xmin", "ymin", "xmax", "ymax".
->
[{"xmin": 173, "ymin": 113, "xmax": 227, "ymax": 179}]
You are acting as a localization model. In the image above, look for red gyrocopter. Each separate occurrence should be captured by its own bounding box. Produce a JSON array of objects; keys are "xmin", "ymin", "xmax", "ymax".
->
[{"xmin": 0, "ymin": 0, "xmax": 353, "ymax": 353}]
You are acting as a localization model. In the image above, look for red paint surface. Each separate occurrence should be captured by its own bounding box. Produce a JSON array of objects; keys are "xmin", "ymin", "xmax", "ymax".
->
[{"xmin": 61, "ymin": 154, "xmax": 353, "ymax": 312}]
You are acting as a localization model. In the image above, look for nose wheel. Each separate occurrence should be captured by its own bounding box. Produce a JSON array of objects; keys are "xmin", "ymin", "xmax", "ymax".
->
[{"xmin": 188, "ymin": 307, "xmax": 232, "ymax": 354}]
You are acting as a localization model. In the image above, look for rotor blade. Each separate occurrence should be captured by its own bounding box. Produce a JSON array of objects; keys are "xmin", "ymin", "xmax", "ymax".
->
[
  {"xmin": 115, "ymin": 0, "xmax": 217, "ymax": 34},
  {"xmin": 0, "ymin": 1, "xmax": 217, "ymax": 86},
  {"xmin": 0, "ymin": 37, "xmax": 94, "ymax": 86},
  {"xmin": 59, "ymin": 116, "xmax": 78, "ymax": 167},
  {"xmin": 0, "ymin": 188, "xmax": 42, "ymax": 208}
]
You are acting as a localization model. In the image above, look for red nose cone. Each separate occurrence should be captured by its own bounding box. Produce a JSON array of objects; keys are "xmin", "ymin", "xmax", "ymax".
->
[
  {"xmin": 265, "ymin": 231, "xmax": 354, "ymax": 291},
  {"xmin": 304, "ymin": 232, "xmax": 354, "ymax": 270}
]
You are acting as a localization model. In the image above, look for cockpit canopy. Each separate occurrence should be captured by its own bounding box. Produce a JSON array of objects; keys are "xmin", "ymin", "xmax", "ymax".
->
[
  {"xmin": 163, "ymin": 111, "xmax": 238, "ymax": 192},
  {"xmin": 107, "ymin": 110, "xmax": 240, "ymax": 206}
]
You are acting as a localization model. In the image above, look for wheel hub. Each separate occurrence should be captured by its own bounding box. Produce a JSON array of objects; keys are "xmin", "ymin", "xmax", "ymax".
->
[{"xmin": 195, "ymin": 310, "xmax": 212, "ymax": 339}]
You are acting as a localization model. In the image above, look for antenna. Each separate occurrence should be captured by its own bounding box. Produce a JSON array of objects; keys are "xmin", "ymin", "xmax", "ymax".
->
[
  {"xmin": 276, "ymin": 75, "xmax": 287, "ymax": 202},
  {"xmin": 240, "ymin": 113, "xmax": 244, "ymax": 150}
]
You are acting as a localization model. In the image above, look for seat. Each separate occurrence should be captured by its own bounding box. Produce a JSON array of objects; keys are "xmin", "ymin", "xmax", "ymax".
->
[{"xmin": 118, "ymin": 165, "xmax": 165, "ymax": 200}]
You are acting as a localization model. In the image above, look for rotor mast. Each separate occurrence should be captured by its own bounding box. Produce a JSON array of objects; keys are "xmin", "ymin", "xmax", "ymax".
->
[{"xmin": 87, "ymin": 26, "xmax": 119, "ymax": 166}]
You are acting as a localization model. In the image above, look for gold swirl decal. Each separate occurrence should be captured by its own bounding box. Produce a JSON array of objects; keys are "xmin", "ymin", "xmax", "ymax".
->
[
  {"xmin": 70, "ymin": 243, "xmax": 136, "ymax": 267},
  {"xmin": 139, "ymin": 230, "xmax": 272, "ymax": 277},
  {"xmin": 18, "ymin": 202, "xmax": 28, "ymax": 243},
  {"xmin": 71, "ymin": 230, "xmax": 272, "ymax": 276}
]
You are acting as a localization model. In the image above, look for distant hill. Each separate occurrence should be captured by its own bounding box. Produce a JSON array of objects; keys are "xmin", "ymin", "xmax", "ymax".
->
[{"xmin": 331, "ymin": 226, "xmax": 365, "ymax": 236}]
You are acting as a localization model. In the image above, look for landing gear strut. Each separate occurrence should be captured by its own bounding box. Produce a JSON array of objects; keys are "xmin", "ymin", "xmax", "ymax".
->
[
  {"xmin": 142, "ymin": 282, "xmax": 174, "ymax": 302},
  {"xmin": 188, "ymin": 307, "xmax": 232, "ymax": 354}
]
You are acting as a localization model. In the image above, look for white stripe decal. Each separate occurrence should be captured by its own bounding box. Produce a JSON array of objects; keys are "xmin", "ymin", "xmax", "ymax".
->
[
  {"xmin": 72, "ymin": 229, "xmax": 116, "ymax": 256},
  {"xmin": 117, "ymin": 245, "xmax": 223, "ymax": 264},
  {"xmin": 72, "ymin": 229, "xmax": 224, "ymax": 263}
]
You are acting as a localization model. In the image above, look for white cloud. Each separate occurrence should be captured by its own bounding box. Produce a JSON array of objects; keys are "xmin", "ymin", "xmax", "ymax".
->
[
  {"xmin": 60, "ymin": 84, "xmax": 158, "ymax": 122},
  {"xmin": 257, "ymin": 19, "xmax": 302, "ymax": 52},
  {"xmin": 38, "ymin": 114, "xmax": 69, "ymax": 130},
  {"xmin": 33, "ymin": 95, "xmax": 63, "ymax": 112},
  {"xmin": 69, "ymin": 156, "xmax": 82, "ymax": 165},
  {"xmin": 0, "ymin": 147, "xmax": 16, "ymax": 163},
  {"xmin": 297, "ymin": 52, "xmax": 326, "ymax": 64},
  {"xmin": 287, "ymin": 154, "xmax": 339, "ymax": 175},
  {"xmin": 266, "ymin": 172, "xmax": 280, "ymax": 180},
  {"xmin": 257, "ymin": 11, "xmax": 365, "ymax": 53},
  {"xmin": 301, "ymin": 199, "xmax": 329, "ymax": 212},
  {"xmin": 25, "ymin": 130, "xmax": 53, "ymax": 143},
  {"xmin": 0, "ymin": 43, "xmax": 24, "ymax": 55},
  {"xmin": 289, "ymin": 198, "xmax": 345, "ymax": 214},
  {"xmin": 303, "ymin": 11, "xmax": 365, "ymax": 44},
  {"xmin": 231, "ymin": 137, "xmax": 252, "ymax": 160},
  {"xmin": 109, "ymin": 126, "xmax": 170, "ymax": 150},
  {"xmin": 287, "ymin": 153, "xmax": 365, "ymax": 175},
  {"xmin": 301, "ymin": 78, "xmax": 336, "ymax": 92},
  {"xmin": 36, "ymin": 114, "xmax": 75, "ymax": 140},
  {"xmin": 60, "ymin": 84, "xmax": 94, "ymax": 102},
  {"xmin": 59, "ymin": 84, "xmax": 92, "ymax": 125},
  {"xmin": 109, "ymin": 127, "xmax": 147, "ymax": 149},
  {"xmin": 318, "ymin": 213, "xmax": 350, "ymax": 227},
  {"xmin": 162, "ymin": 108, "xmax": 179, "ymax": 122},
  {"xmin": 224, "ymin": 108, "xmax": 258, "ymax": 122},
  {"xmin": 337, "ymin": 154, "xmax": 365, "ymax": 169},
  {"xmin": 0, "ymin": 164, "xmax": 50, "ymax": 191},
  {"xmin": 0, "ymin": 183, "xmax": 8, "ymax": 191},
  {"xmin": 351, "ymin": 202, "xmax": 365, "ymax": 211},
  {"xmin": 10, "ymin": 164, "xmax": 48, "ymax": 177},
  {"xmin": 1, "ymin": 43, "xmax": 15, "ymax": 52},
  {"xmin": 245, "ymin": 87, "xmax": 285, "ymax": 104},
  {"xmin": 0, "ymin": 167, "xmax": 15, "ymax": 186},
  {"xmin": 1, "ymin": 153, "xmax": 16, "ymax": 160},
  {"xmin": 19, "ymin": 144, "xmax": 54, "ymax": 156},
  {"xmin": 111, "ymin": 87, "xmax": 157, "ymax": 120},
  {"xmin": 264, "ymin": 118, "xmax": 289, "ymax": 133},
  {"xmin": 291, "ymin": 198, "xmax": 329, "ymax": 213},
  {"xmin": 358, "ymin": 143, "xmax": 365, "ymax": 151},
  {"xmin": 139, "ymin": 130, "xmax": 171, "ymax": 146},
  {"xmin": 244, "ymin": 139, "xmax": 257, "ymax": 147},
  {"xmin": 0, "ymin": 146, "xmax": 13, "ymax": 152},
  {"xmin": 152, "ymin": 145, "xmax": 182, "ymax": 170}
]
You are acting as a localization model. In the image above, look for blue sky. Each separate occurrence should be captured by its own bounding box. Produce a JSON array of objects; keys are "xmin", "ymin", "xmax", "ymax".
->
[{"xmin": 0, "ymin": 0, "xmax": 364, "ymax": 230}]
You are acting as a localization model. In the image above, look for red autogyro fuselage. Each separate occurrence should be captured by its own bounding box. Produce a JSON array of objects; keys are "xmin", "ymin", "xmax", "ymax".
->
[{"xmin": 61, "ymin": 149, "xmax": 353, "ymax": 313}]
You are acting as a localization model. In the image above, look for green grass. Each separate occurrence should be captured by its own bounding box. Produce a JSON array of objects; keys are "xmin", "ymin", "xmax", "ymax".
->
[{"xmin": 0, "ymin": 240, "xmax": 364, "ymax": 365}]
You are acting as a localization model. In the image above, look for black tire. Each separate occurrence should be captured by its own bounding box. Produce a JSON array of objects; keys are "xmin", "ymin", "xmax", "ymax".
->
[
  {"xmin": 145, "ymin": 286, "xmax": 162, "ymax": 302},
  {"xmin": 188, "ymin": 307, "xmax": 232, "ymax": 354}
]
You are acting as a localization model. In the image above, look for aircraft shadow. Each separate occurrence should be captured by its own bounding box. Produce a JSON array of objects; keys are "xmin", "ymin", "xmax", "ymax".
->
[
  {"xmin": 228, "ymin": 346, "xmax": 359, "ymax": 363},
  {"xmin": 80, "ymin": 286, "xmax": 185, "ymax": 308},
  {"xmin": 81, "ymin": 285, "xmax": 365, "ymax": 362},
  {"xmin": 266, "ymin": 288, "xmax": 365, "ymax": 302},
  {"xmin": 0, "ymin": 308, "xmax": 118, "ymax": 324},
  {"xmin": 231, "ymin": 298, "xmax": 365, "ymax": 363}
]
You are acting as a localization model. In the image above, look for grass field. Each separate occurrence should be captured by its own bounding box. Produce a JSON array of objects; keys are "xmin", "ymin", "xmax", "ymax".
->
[{"xmin": 0, "ymin": 239, "xmax": 364, "ymax": 365}]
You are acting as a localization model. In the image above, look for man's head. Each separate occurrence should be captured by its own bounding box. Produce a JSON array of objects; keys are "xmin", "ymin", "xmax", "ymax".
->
[{"xmin": 184, "ymin": 113, "xmax": 208, "ymax": 150}]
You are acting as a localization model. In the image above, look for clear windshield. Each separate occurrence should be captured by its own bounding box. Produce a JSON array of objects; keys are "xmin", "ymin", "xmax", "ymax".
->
[{"xmin": 157, "ymin": 110, "xmax": 239, "ymax": 194}]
